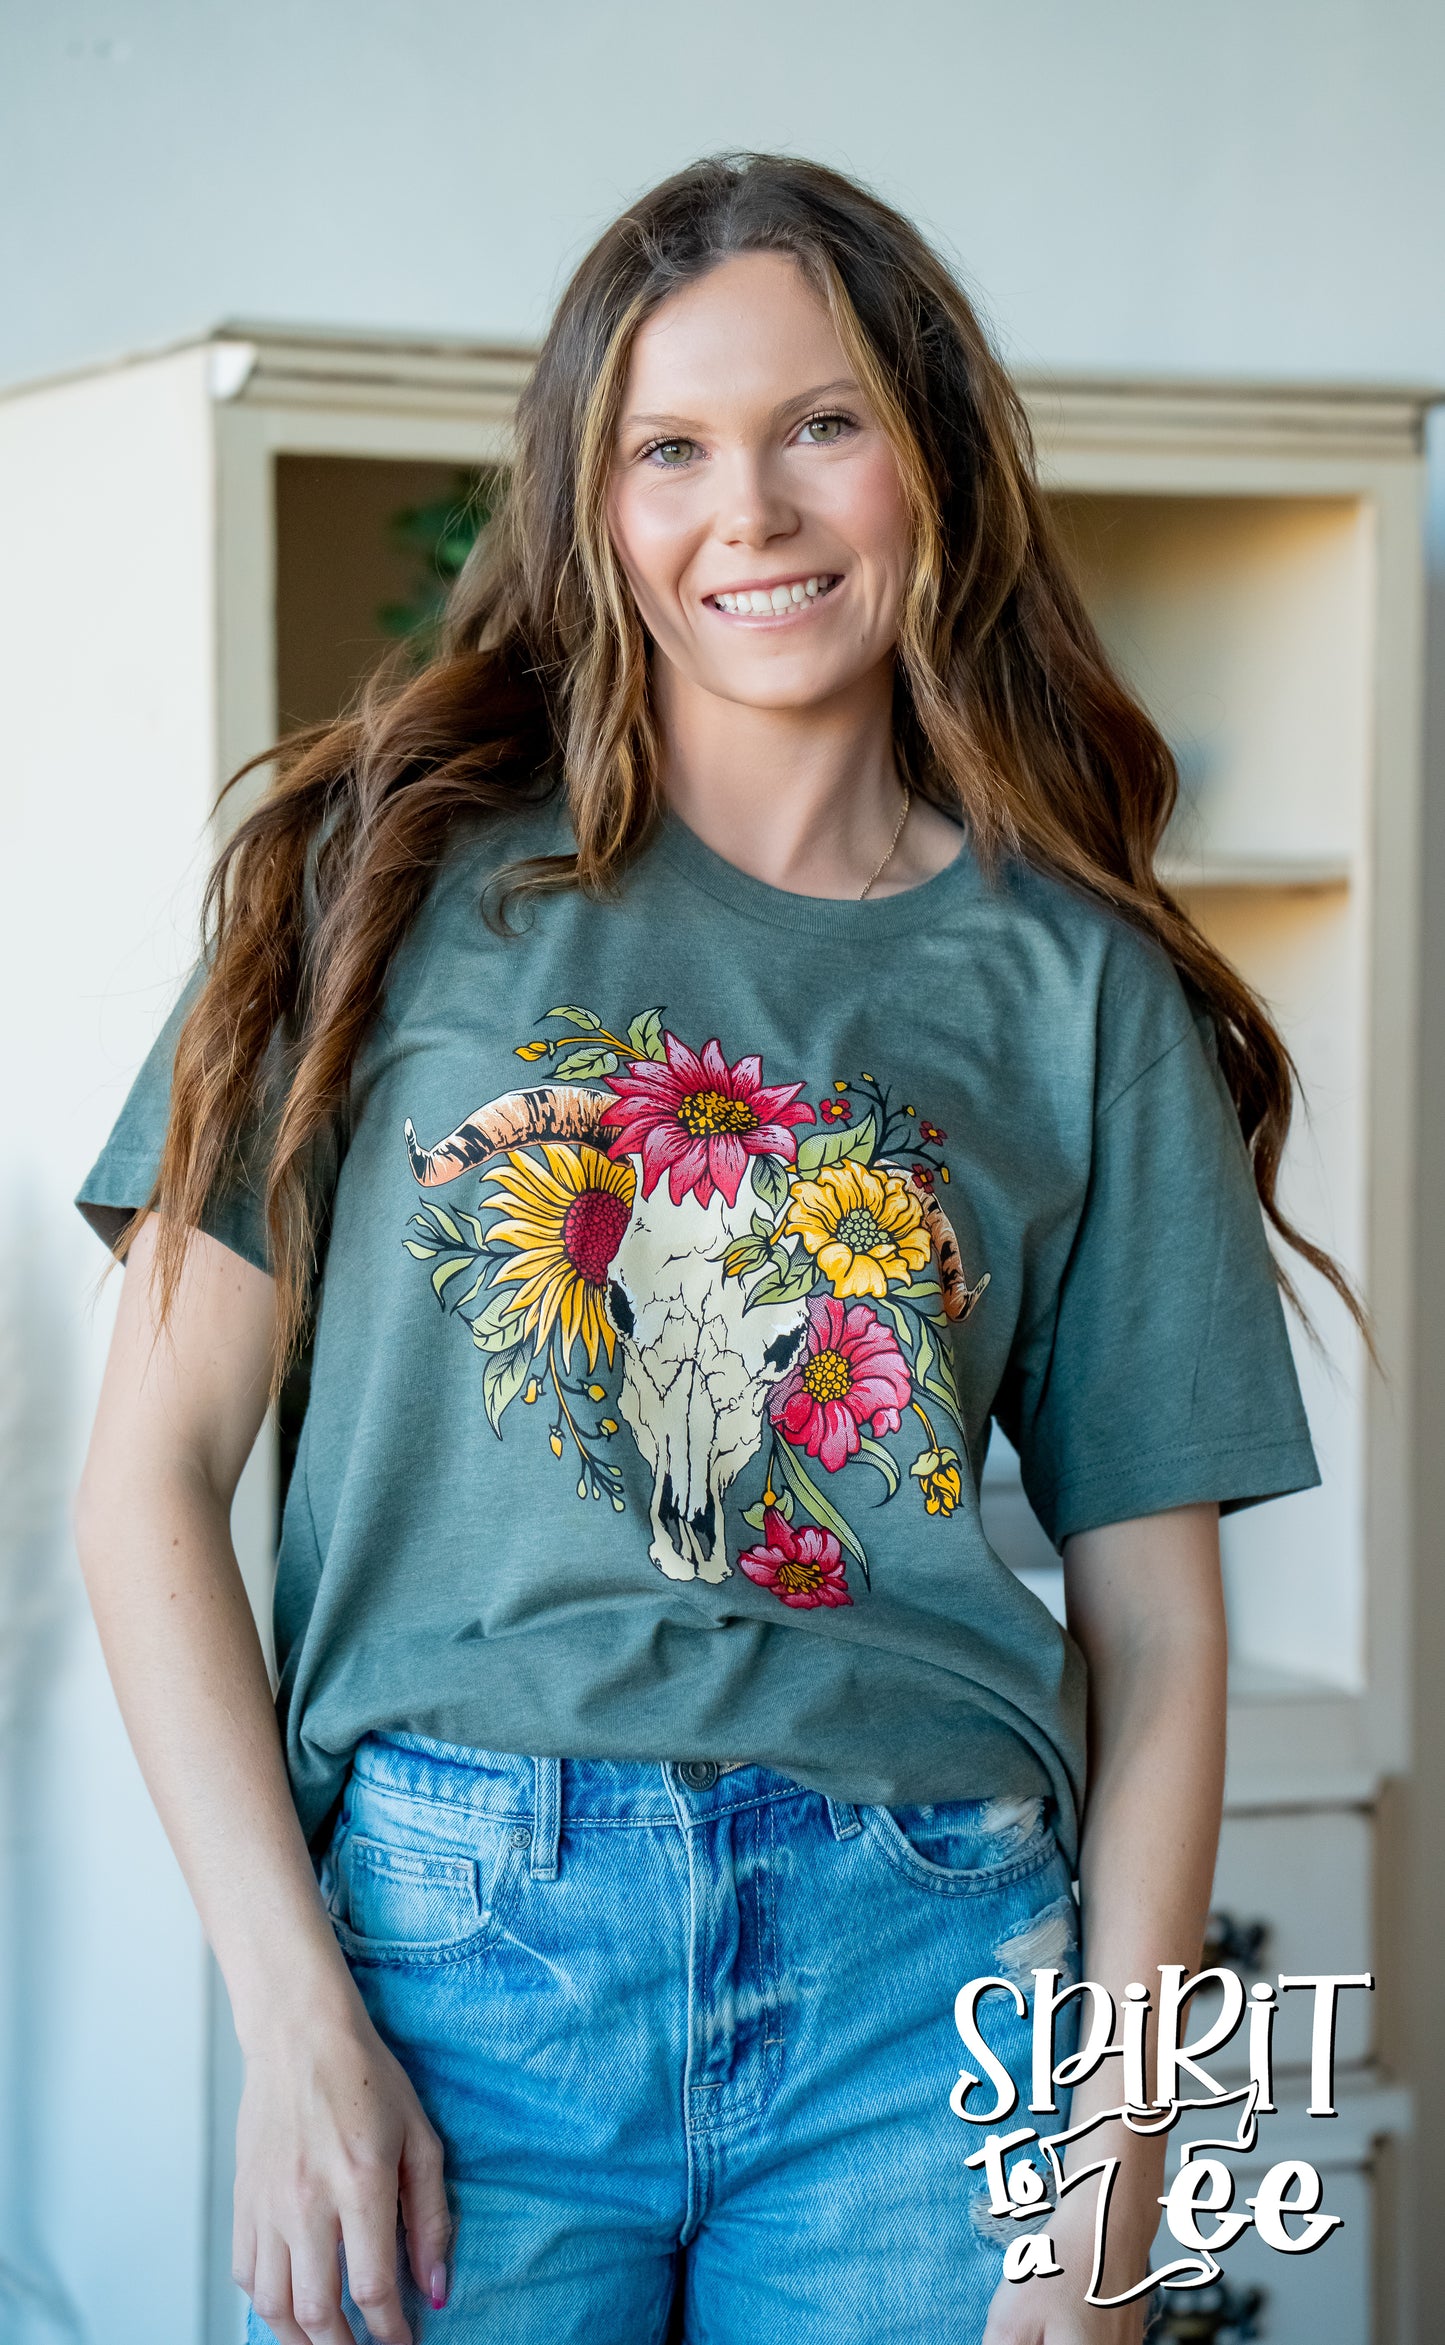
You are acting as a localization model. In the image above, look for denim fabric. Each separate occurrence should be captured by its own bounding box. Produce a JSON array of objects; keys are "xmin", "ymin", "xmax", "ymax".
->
[{"xmin": 243, "ymin": 1732, "xmax": 1079, "ymax": 2345}]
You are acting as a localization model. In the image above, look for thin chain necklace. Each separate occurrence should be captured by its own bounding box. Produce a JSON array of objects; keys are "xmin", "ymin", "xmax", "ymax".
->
[{"xmin": 858, "ymin": 785, "xmax": 912, "ymax": 899}]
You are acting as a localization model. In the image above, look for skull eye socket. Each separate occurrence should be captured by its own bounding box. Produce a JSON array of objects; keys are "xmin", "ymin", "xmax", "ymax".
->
[
  {"xmin": 762, "ymin": 1324, "xmax": 806, "ymax": 1376},
  {"xmin": 608, "ymin": 1278, "xmax": 635, "ymax": 1337}
]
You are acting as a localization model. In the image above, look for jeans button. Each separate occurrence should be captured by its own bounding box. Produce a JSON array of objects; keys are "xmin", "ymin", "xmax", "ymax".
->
[{"xmin": 680, "ymin": 1759, "xmax": 719, "ymax": 1789}]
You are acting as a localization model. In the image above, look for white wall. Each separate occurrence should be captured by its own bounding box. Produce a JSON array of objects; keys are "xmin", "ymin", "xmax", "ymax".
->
[{"xmin": 4, "ymin": 0, "xmax": 1445, "ymax": 391}]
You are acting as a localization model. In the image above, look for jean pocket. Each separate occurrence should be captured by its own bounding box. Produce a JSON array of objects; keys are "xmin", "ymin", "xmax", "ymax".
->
[
  {"xmin": 327, "ymin": 1795, "xmax": 528, "ymax": 1968},
  {"xmin": 861, "ymin": 1793, "xmax": 1054, "ymax": 1892}
]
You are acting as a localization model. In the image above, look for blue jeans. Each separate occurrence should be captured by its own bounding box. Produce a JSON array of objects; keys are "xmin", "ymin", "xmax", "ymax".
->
[{"xmin": 244, "ymin": 1734, "xmax": 1079, "ymax": 2344}]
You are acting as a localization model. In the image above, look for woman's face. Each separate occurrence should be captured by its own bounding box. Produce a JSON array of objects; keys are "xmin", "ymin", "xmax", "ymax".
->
[{"xmin": 606, "ymin": 251, "xmax": 913, "ymax": 715}]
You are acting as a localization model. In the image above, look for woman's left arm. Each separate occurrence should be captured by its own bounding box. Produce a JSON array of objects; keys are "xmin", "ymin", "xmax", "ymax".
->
[{"xmin": 985, "ymin": 1500, "xmax": 1228, "ymax": 2343}]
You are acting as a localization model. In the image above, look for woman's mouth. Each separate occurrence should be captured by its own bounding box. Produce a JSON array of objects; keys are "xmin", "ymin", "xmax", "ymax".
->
[{"xmin": 705, "ymin": 573, "xmax": 842, "ymax": 619}]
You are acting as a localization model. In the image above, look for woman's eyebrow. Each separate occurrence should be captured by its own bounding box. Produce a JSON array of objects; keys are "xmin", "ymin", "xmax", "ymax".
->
[{"xmin": 619, "ymin": 377, "xmax": 864, "ymax": 433}]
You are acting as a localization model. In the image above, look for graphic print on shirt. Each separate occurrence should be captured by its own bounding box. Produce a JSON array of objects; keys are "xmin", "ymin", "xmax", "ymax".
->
[{"xmin": 401, "ymin": 1005, "xmax": 989, "ymax": 1602}]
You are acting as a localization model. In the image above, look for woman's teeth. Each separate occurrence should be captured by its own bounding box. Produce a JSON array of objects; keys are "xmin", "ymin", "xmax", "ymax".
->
[{"xmin": 711, "ymin": 575, "xmax": 836, "ymax": 614}]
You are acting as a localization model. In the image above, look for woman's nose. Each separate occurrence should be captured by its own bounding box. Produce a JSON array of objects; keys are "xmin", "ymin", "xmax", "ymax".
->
[{"xmin": 716, "ymin": 446, "xmax": 799, "ymax": 547}]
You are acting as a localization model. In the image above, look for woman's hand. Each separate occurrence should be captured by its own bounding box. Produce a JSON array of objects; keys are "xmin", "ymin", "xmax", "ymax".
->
[
  {"xmin": 979, "ymin": 2195, "xmax": 1153, "ymax": 2343},
  {"xmin": 233, "ymin": 2003, "xmax": 452, "ymax": 2345},
  {"xmin": 74, "ymin": 1213, "xmax": 453, "ymax": 2338}
]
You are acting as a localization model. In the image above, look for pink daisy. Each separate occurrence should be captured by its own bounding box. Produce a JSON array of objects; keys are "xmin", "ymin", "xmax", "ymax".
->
[
  {"xmin": 769, "ymin": 1295, "xmax": 912, "ymax": 1473},
  {"xmin": 738, "ymin": 1507, "xmax": 852, "ymax": 1608},
  {"xmin": 604, "ymin": 1032, "xmax": 815, "ymax": 1209}
]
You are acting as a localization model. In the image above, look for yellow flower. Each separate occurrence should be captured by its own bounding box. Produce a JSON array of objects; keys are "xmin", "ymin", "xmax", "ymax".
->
[
  {"xmin": 549, "ymin": 1429, "xmax": 564, "ymax": 1458},
  {"xmin": 514, "ymin": 1038, "xmax": 550, "ymax": 1061},
  {"xmin": 910, "ymin": 1445, "xmax": 963, "ymax": 1516},
  {"xmin": 782, "ymin": 1159, "xmax": 932, "ymax": 1301},
  {"xmin": 482, "ymin": 1143, "xmax": 636, "ymax": 1372}
]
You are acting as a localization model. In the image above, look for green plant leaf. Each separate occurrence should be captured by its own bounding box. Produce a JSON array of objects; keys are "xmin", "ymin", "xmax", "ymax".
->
[
  {"xmin": 625, "ymin": 1006, "xmax": 666, "ymax": 1060},
  {"xmin": 468, "ymin": 1285, "xmax": 527, "ymax": 1355},
  {"xmin": 481, "ymin": 1344, "xmax": 531, "ymax": 1435},
  {"xmin": 457, "ymin": 1212, "xmax": 488, "ymax": 1250},
  {"xmin": 747, "ymin": 1249, "xmax": 817, "ymax": 1307},
  {"xmin": 426, "ymin": 1207, "xmax": 463, "ymax": 1245},
  {"xmin": 915, "ymin": 1316, "xmax": 936, "ymax": 1388},
  {"xmin": 794, "ymin": 1111, "xmax": 876, "ymax": 1177},
  {"xmin": 770, "ymin": 1440, "xmax": 868, "ymax": 1571},
  {"xmin": 544, "ymin": 1005, "xmax": 601, "ymax": 1028},
  {"xmin": 554, "ymin": 1046, "xmax": 620, "ymax": 1080},
  {"xmin": 402, "ymin": 1240, "xmax": 439, "ymax": 1260},
  {"xmin": 855, "ymin": 1435, "xmax": 900, "ymax": 1494},
  {"xmin": 750, "ymin": 1154, "xmax": 791, "ymax": 1213},
  {"xmin": 430, "ymin": 1252, "xmax": 477, "ymax": 1301}
]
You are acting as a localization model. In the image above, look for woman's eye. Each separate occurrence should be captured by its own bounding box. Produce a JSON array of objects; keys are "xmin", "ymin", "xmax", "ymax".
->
[
  {"xmin": 799, "ymin": 414, "xmax": 849, "ymax": 445},
  {"xmin": 646, "ymin": 438, "xmax": 697, "ymax": 467}
]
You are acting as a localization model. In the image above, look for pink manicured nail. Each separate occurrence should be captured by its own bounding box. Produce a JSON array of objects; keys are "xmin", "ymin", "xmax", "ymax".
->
[{"xmin": 430, "ymin": 2264, "xmax": 448, "ymax": 2309}]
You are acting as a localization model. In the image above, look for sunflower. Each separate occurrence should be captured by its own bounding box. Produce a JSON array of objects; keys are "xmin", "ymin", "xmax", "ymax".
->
[
  {"xmin": 782, "ymin": 1159, "xmax": 932, "ymax": 1301},
  {"xmin": 481, "ymin": 1143, "xmax": 635, "ymax": 1371}
]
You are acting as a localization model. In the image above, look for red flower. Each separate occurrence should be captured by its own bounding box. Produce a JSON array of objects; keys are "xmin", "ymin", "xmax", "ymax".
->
[
  {"xmin": 919, "ymin": 1120, "xmax": 947, "ymax": 1144},
  {"xmin": 819, "ymin": 1096, "xmax": 852, "ymax": 1123},
  {"xmin": 604, "ymin": 1033, "xmax": 814, "ymax": 1209},
  {"xmin": 909, "ymin": 1164, "xmax": 936, "ymax": 1191},
  {"xmin": 769, "ymin": 1295, "xmax": 912, "ymax": 1473},
  {"xmin": 738, "ymin": 1507, "xmax": 852, "ymax": 1608}
]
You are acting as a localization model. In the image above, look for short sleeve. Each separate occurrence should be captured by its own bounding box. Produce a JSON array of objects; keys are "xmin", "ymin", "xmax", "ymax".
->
[
  {"xmin": 75, "ymin": 968, "xmax": 278, "ymax": 1275},
  {"xmin": 993, "ymin": 959, "xmax": 1321, "ymax": 1550}
]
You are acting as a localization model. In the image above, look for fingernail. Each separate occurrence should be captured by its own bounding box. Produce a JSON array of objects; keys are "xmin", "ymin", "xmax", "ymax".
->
[{"xmin": 430, "ymin": 2264, "xmax": 448, "ymax": 2309}]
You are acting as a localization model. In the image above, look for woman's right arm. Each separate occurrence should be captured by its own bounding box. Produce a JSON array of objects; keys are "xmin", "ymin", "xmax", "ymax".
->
[{"xmin": 74, "ymin": 1213, "xmax": 451, "ymax": 2345}]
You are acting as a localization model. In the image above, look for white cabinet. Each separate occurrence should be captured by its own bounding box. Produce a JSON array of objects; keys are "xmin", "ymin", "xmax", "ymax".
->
[{"xmin": 1, "ymin": 336, "xmax": 1431, "ymax": 2344}]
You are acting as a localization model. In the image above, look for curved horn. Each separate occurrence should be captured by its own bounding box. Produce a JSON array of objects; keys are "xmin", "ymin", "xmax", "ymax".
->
[
  {"xmin": 877, "ymin": 1157, "xmax": 990, "ymax": 1324},
  {"xmin": 404, "ymin": 1084, "xmax": 619, "ymax": 1187}
]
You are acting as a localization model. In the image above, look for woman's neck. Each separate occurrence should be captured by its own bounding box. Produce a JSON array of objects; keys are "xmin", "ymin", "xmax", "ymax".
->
[{"xmin": 654, "ymin": 656, "xmax": 919, "ymax": 900}]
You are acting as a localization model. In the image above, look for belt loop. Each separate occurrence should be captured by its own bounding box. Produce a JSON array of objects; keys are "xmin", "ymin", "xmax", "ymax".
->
[
  {"xmin": 531, "ymin": 1755, "xmax": 561, "ymax": 1880},
  {"xmin": 826, "ymin": 1795, "xmax": 862, "ymax": 1840}
]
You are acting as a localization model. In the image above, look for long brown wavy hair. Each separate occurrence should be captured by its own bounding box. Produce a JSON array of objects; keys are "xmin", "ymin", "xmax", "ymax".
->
[{"xmin": 127, "ymin": 150, "xmax": 1368, "ymax": 1381}]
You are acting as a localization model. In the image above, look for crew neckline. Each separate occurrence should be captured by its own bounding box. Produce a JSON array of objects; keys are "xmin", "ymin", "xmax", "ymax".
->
[{"xmin": 649, "ymin": 802, "xmax": 982, "ymax": 939}]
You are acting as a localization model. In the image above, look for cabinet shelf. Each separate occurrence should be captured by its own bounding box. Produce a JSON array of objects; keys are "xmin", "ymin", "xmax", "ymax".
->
[{"xmin": 1159, "ymin": 852, "xmax": 1354, "ymax": 892}]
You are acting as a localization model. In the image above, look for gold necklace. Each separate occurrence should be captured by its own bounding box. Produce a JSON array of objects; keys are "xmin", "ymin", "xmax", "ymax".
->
[{"xmin": 858, "ymin": 785, "xmax": 911, "ymax": 899}]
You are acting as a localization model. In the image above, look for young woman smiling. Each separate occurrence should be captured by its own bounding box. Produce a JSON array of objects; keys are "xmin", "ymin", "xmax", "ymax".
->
[{"xmin": 74, "ymin": 156, "xmax": 1345, "ymax": 2345}]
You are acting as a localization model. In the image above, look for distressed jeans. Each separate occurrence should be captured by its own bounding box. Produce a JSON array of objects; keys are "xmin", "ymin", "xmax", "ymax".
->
[{"xmin": 243, "ymin": 1732, "xmax": 1079, "ymax": 2345}]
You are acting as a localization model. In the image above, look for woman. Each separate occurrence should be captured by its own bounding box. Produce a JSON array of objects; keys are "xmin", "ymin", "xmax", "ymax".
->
[{"xmin": 74, "ymin": 155, "xmax": 1341, "ymax": 2344}]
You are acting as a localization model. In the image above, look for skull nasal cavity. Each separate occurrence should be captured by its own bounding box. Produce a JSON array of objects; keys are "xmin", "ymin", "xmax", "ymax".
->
[
  {"xmin": 677, "ymin": 1089, "xmax": 759, "ymax": 1137},
  {"xmin": 562, "ymin": 1190, "xmax": 631, "ymax": 1285},
  {"xmin": 607, "ymin": 1278, "xmax": 635, "ymax": 1335},
  {"xmin": 802, "ymin": 1346, "xmax": 853, "ymax": 1402}
]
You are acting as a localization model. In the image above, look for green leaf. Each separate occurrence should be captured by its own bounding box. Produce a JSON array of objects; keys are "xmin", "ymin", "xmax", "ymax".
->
[
  {"xmin": 544, "ymin": 1005, "xmax": 601, "ymax": 1028},
  {"xmin": 855, "ymin": 1435, "xmax": 900, "ymax": 1495},
  {"xmin": 481, "ymin": 1344, "xmax": 531, "ymax": 1435},
  {"xmin": 625, "ymin": 1006, "xmax": 666, "ymax": 1060},
  {"xmin": 430, "ymin": 1252, "xmax": 477, "ymax": 1301},
  {"xmin": 554, "ymin": 1045, "xmax": 620, "ymax": 1080},
  {"xmin": 468, "ymin": 1285, "xmax": 527, "ymax": 1355},
  {"xmin": 457, "ymin": 1212, "xmax": 488, "ymax": 1250},
  {"xmin": 794, "ymin": 1111, "xmax": 877, "ymax": 1177},
  {"xmin": 923, "ymin": 1368, "xmax": 963, "ymax": 1422},
  {"xmin": 878, "ymin": 1297, "xmax": 916, "ymax": 1348},
  {"xmin": 750, "ymin": 1154, "xmax": 791, "ymax": 1214},
  {"xmin": 915, "ymin": 1316, "xmax": 936, "ymax": 1389},
  {"xmin": 747, "ymin": 1249, "xmax": 817, "ymax": 1307},
  {"xmin": 750, "ymin": 1208, "xmax": 775, "ymax": 1239},
  {"xmin": 770, "ymin": 1440, "xmax": 868, "ymax": 1571},
  {"xmin": 427, "ymin": 1207, "xmax": 464, "ymax": 1245},
  {"xmin": 448, "ymin": 1269, "xmax": 490, "ymax": 1314},
  {"xmin": 402, "ymin": 1239, "xmax": 439, "ymax": 1260}
]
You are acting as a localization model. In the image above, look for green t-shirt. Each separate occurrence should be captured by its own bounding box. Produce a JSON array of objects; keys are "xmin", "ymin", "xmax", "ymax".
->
[{"xmin": 76, "ymin": 794, "xmax": 1320, "ymax": 1865}]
